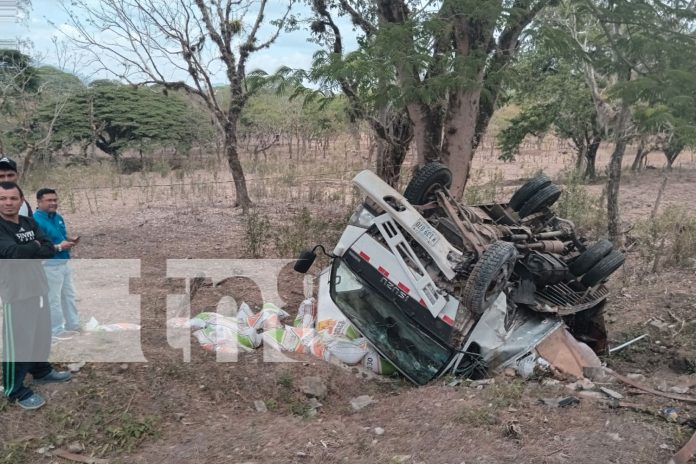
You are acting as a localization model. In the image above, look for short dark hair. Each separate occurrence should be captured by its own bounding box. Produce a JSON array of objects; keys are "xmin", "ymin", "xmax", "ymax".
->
[
  {"xmin": 36, "ymin": 188, "xmax": 57, "ymax": 200},
  {"xmin": 0, "ymin": 181, "xmax": 24, "ymax": 198}
]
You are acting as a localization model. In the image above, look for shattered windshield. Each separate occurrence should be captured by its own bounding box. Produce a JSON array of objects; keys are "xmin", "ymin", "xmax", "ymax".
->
[{"xmin": 330, "ymin": 259, "xmax": 453, "ymax": 385}]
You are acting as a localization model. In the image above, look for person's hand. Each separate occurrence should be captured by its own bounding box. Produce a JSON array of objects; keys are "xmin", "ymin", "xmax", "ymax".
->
[{"xmin": 57, "ymin": 240, "xmax": 75, "ymax": 250}]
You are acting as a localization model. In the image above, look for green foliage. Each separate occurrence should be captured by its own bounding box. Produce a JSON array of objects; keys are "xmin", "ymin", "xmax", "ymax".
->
[
  {"xmin": 555, "ymin": 170, "xmax": 606, "ymax": 237},
  {"xmin": 239, "ymin": 90, "xmax": 347, "ymax": 140},
  {"xmin": 497, "ymin": 38, "xmax": 600, "ymax": 161},
  {"xmin": 242, "ymin": 208, "xmax": 272, "ymax": 258},
  {"xmin": 0, "ymin": 49, "xmax": 39, "ymax": 97},
  {"xmin": 42, "ymin": 81, "xmax": 212, "ymax": 158}
]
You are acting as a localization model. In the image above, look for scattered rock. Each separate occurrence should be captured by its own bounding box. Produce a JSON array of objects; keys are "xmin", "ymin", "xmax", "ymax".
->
[
  {"xmin": 503, "ymin": 368, "xmax": 517, "ymax": 377},
  {"xmin": 657, "ymin": 381, "xmax": 669, "ymax": 392},
  {"xmin": 607, "ymin": 432, "xmax": 622, "ymax": 442},
  {"xmin": 67, "ymin": 442, "xmax": 85, "ymax": 453},
  {"xmin": 374, "ymin": 427, "xmax": 385, "ymax": 436},
  {"xmin": 299, "ymin": 377, "xmax": 327, "ymax": 399},
  {"xmin": 448, "ymin": 378, "xmax": 463, "ymax": 387},
  {"xmin": 470, "ymin": 378, "xmax": 495, "ymax": 388},
  {"xmin": 392, "ymin": 455, "xmax": 412, "ymax": 463},
  {"xmin": 35, "ymin": 445, "xmax": 54, "ymax": 455},
  {"xmin": 254, "ymin": 400, "xmax": 267, "ymax": 413},
  {"xmin": 566, "ymin": 378, "xmax": 595, "ymax": 391},
  {"xmin": 542, "ymin": 378, "xmax": 561, "ymax": 387},
  {"xmin": 539, "ymin": 396, "xmax": 580, "ymax": 408},
  {"xmin": 308, "ymin": 398, "xmax": 322, "ymax": 410},
  {"xmin": 599, "ymin": 387, "xmax": 624, "ymax": 400},
  {"xmin": 583, "ymin": 366, "xmax": 611, "ymax": 382},
  {"xmin": 577, "ymin": 390, "xmax": 605, "ymax": 400},
  {"xmin": 669, "ymin": 385, "xmax": 690, "ymax": 395},
  {"xmin": 67, "ymin": 362, "xmax": 86, "ymax": 373},
  {"xmin": 626, "ymin": 373, "xmax": 647, "ymax": 382},
  {"xmin": 173, "ymin": 412, "xmax": 185, "ymax": 421},
  {"xmin": 119, "ymin": 363, "xmax": 129, "ymax": 372},
  {"xmin": 350, "ymin": 395, "xmax": 377, "ymax": 411}
]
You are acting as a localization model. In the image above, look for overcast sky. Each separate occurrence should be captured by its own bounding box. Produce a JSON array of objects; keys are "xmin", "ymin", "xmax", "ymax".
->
[{"xmin": 1, "ymin": 0, "xmax": 357, "ymax": 83}]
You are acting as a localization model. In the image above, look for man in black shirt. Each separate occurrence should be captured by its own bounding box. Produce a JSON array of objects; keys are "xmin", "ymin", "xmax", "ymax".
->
[{"xmin": 0, "ymin": 181, "xmax": 72, "ymax": 410}]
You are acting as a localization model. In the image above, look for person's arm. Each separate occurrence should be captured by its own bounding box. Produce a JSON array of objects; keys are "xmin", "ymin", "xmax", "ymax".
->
[
  {"xmin": 0, "ymin": 233, "xmax": 42, "ymax": 259},
  {"xmin": 29, "ymin": 219, "xmax": 58, "ymax": 259}
]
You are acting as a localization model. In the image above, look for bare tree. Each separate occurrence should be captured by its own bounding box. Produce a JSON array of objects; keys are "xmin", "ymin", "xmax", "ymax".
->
[{"xmin": 61, "ymin": 0, "xmax": 294, "ymax": 211}]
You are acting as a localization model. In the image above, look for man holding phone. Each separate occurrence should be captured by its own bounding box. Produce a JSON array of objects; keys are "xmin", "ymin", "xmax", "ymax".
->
[{"xmin": 33, "ymin": 188, "xmax": 81, "ymax": 340}]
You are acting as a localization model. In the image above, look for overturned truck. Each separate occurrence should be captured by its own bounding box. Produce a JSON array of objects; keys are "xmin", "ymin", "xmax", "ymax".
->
[{"xmin": 295, "ymin": 163, "xmax": 624, "ymax": 385}]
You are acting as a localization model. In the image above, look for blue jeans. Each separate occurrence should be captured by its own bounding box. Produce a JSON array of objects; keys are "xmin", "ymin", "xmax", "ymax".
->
[{"xmin": 43, "ymin": 263, "xmax": 80, "ymax": 334}]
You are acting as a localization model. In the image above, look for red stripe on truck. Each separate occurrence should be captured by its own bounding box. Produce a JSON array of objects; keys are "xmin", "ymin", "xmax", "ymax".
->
[
  {"xmin": 441, "ymin": 315, "xmax": 455, "ymax": 326},
  {"xmin": 378, "ymin": 266, "xmax": 389, "ymax": 277},
  {"xmin": 397, "ymin": 282, "xmax": 410, "ymax": 293},
  {"xmin": 359, "ymin": 251, "xmax": 370, "ymax": 261}
]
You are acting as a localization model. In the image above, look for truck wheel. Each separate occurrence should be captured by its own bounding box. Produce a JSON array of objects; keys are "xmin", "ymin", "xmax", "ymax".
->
[
  {"xmin": 508, "ymin": 174, "xmax": 552, "ymax": 211},
  {"xmin": 518, "ymin": 184, "xmax": 562, "ymax": 218},
  {"xmin": 569, "ymin": 239, "xmax": 614, "ymax": 276},
  {"xmin": 581, "ymin": 250, "xmax": 625, "ymax": 287},
  {"xmin": 403, "ymin": 162, "xmax": 452, "ymax": 205},
  {"xmin": 462, "ymin": 241, "xmax": 517, "ymax": 315}
]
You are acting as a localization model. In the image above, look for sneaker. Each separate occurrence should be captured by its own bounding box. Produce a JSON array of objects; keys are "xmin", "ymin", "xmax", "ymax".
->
[
  {"xmin": 33, "ymin": 369, "xmax": 72, "ymax": 384},
  {"xmin": 53, "ymin": 331, "xmax": 77, "ymax": 341},
  {"xmin": 17, "ymin": 392, "xmax": 46, "ymax": 410}
]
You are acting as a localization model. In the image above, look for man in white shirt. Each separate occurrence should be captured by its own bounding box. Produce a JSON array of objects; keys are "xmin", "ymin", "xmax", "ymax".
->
[{"xmin": 0, "ymin": 156, "xmax": 32, "ymax": 217}]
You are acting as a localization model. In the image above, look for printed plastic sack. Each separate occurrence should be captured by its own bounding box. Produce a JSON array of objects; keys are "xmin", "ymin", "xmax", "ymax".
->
[
  {"xmin": 192, "ymin": 325, "xmax": 260, "ymax": 352},
  {"xmin": 362, "ymin": 348, "xmax": 397, "ymax": 375},
  {"xmin": 327, "ymin": 337, "xmax": 369, "ymax": 365},
  {"xmin": 306, "ymin": 333, "xmax": 331, "ymax": 361},
  {"xmin": 189, "ymin": 312, "xmax": 233, "ymax": 329},
  {"xmin": 316, "ymin": 319, "xmax": 360, "ymax": 340},
  {"xmin": 294, "ymin": 298, "xmax": 317, "ymax": 328},
  {"xmin": 237, "ymin": 302, "xmax": 261, "ymax": 329},
  {"xmin": 252, "ymin": 303, "xmax": 289, "ymax": 330},
  {"xmin": 264, "ymin": 325, "xmax": 316, "ymax": 353}
]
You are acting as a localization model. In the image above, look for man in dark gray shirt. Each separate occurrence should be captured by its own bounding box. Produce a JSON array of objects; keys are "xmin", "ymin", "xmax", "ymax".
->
[{"xmin": 0, "ymin": 181, "xmax": 72, "ymax": 410}]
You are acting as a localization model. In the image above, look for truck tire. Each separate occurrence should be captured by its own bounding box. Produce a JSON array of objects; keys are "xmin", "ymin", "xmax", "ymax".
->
[
  {"xmin": 518, "ymin": 184, "xmax": 562, "ymax": 218},
  {"xmin": 569, "ymin": 239, "xmax": 614, "ymax": 276},
  {"xmin": 508, "ymin": 174, "xmax": 552, "ymax": 211},
  {"xmin": 403, "ymin": 162, "xmax": 452, "ymax": 205},
  {"xmin": 462, "ymin": 241, "xmax": 517, "ymax": 315},
  {"xmin": 580, "ymin": 250, "xmax": 625, "ymax": 287}
]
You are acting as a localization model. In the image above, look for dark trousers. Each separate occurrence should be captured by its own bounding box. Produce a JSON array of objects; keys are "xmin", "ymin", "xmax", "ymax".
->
[{"xmin": 2, "ymin": 295, "xmax": 52, "ymax": 401}]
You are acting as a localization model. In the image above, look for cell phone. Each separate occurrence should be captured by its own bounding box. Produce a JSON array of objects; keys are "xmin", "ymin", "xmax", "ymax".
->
[{"xmin": 72, "ymin": 236, "xmax": 81, "ymax": 243}]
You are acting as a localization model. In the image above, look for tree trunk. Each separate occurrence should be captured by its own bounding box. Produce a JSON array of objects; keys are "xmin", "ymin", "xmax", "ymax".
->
[
  {"xmin": 664, "ymin": 140, "xmax": 684, "ymax": 170},
  {"xmin": 223, "ymin": 120, "xmax": 252, "ymax": 212},
  {"xmin": 574, "ymin": 140, "xmax": 588, "ymax": 172},
  {"xmin": 607, "ymin": 105, "xmax": 630, "ymax": 244},
  {"xmin": 20, "ymin": 145, "xmax": 36, "ymax": 177},
  {"xmin": 376, "ymin": 140, "xmax": 407, "ymax": 187},
  {"xmin": 441, "ymin": 88, "xmax": 482, "ymax": 198},
  {"xmin": 585, "ymin": 136, "xmax": 601, "ymax": 180},
  {"xmin": 631, "ymin": 138, "xmax": 646, "ymax": 172}
]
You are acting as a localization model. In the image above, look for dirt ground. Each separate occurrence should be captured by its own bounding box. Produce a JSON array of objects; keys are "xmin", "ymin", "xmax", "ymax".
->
[{"xmin": 1, "ymin": 148, "xmax": 695, "ymax": 464}]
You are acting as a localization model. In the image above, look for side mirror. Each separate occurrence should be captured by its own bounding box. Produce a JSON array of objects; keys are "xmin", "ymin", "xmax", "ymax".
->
[{"xmin": 293, "ymin": 249, "xmax": 317, "ymax": 273}]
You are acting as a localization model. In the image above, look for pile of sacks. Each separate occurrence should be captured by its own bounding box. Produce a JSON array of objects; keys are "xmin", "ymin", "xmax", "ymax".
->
[{"xmin": 168, "ymin": 299, "xmax": 396, "ymax": 376}]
